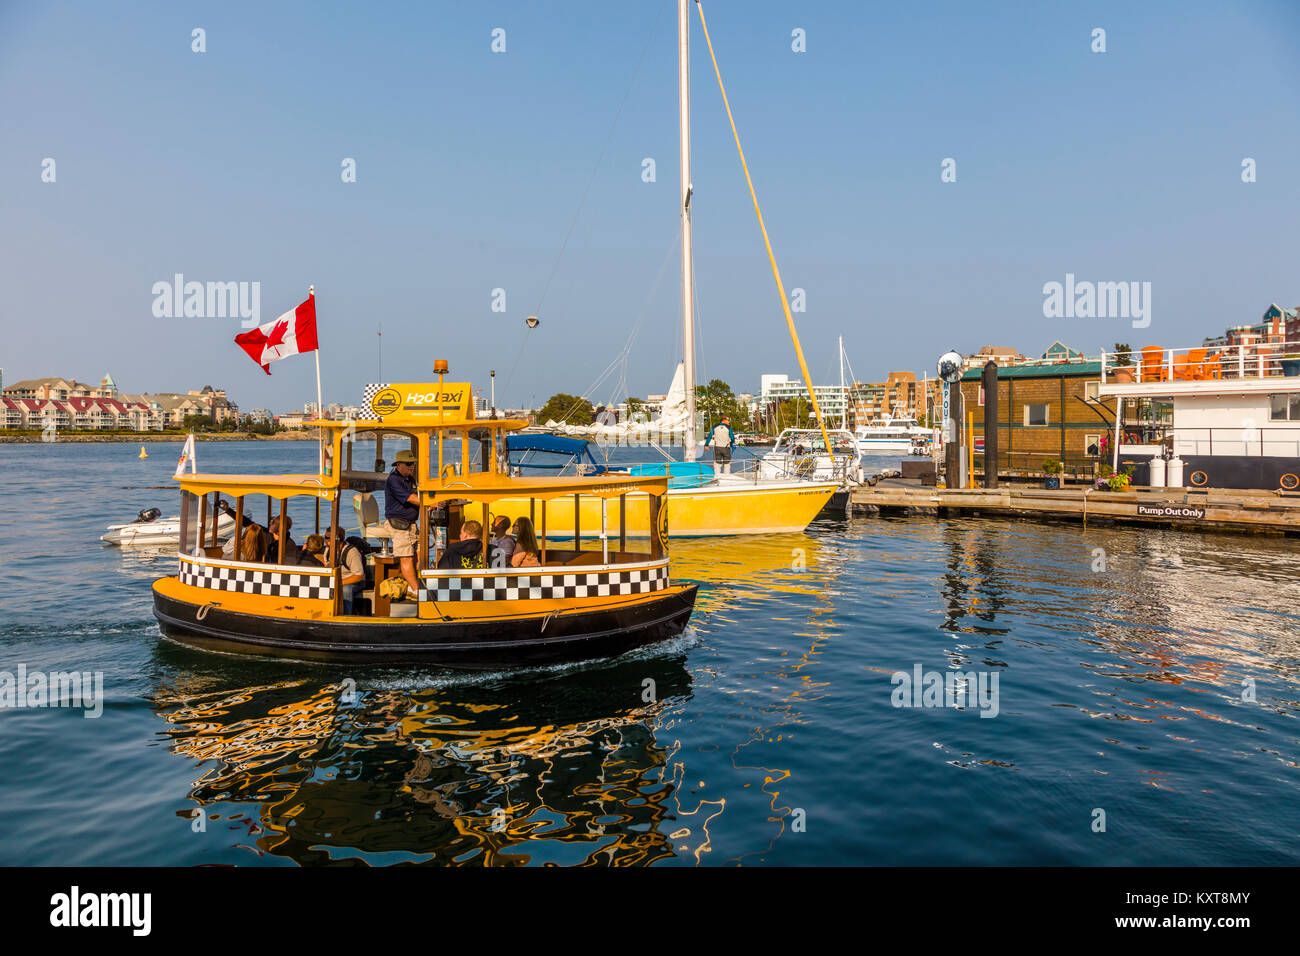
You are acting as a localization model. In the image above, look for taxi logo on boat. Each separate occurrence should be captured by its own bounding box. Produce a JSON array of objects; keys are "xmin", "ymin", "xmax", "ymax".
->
[{"xmin": 370, "ymin": 388, "xmax": 402, "ymax": 416}]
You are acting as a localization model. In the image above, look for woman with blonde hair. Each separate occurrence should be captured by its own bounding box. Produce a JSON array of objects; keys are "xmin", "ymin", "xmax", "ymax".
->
[
  {"xmin": 238, "ymin": 524, "xmax": 269, "ymax": 563},
  {"xmin": 510, "ymin": 516, "xmax": 541, "ymax": 567}
]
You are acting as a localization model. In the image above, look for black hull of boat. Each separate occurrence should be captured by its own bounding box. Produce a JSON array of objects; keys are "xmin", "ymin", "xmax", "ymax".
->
[{"xmin": 152, "ymin": 585, "xmax": 699, "ymax": 669}]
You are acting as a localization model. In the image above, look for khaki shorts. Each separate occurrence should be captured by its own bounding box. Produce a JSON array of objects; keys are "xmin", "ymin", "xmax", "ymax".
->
[{"xmin": 385, "ymin": 520, "xmax": 419, "ymax": 558}]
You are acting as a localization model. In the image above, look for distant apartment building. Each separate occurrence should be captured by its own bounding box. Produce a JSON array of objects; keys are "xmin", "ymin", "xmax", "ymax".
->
[
  {"xmin": 848, "ymin": 372, "xmax": 941, "ymax": 426},
  {"xmin": 1203, "ymin": 304, "xmax": 1298, "ymax": 359},
  {"xmin": 249, "ymin": 408, "xmax": 272, "ymax": 423},
  {"xmin": 759, "ymin": 374, "xmax": 850, "ymax": 424},
  {"xmin": 1, "ymin": 374, "xmax": 239, "ymax": 431},
  {"xmin": 962, "ymin": 345, "xmax": 1028, "ymax": 371},
  {"xmin": 277, "ymin": 412, "xmax": 308, "ymax": 429}
]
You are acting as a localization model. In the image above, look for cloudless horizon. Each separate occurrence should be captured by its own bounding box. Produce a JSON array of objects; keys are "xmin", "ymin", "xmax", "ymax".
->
[{"xmin": 2, "ymin": 0, "xmax": 1298, "ymax": 412}]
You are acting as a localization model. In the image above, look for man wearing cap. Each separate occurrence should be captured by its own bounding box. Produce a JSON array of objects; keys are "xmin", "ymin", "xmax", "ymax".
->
[{"xmin": 384, "ymin": 449, "xmax": 421, "ymax": 595}]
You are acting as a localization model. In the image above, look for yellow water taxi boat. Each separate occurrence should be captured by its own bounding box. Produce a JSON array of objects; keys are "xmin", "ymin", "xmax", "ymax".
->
[{"xmin": 151, "ymin": 368, "xmax": 697, "ymax": 667}]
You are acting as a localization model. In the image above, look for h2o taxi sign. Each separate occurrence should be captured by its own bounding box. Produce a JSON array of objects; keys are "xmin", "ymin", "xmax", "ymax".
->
[{"xmin": 366, "ymin": 383, "xmax": 473, "ymax": 420}]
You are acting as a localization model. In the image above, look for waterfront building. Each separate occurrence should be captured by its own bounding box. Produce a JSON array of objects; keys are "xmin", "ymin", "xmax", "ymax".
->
[
  {"xmin": 1, "ymin": 375, "xmax": 239, "ymax": 431},
  {"xmin": 959, "ymin": 346, "xmax": 1117, "ymax": 473}
]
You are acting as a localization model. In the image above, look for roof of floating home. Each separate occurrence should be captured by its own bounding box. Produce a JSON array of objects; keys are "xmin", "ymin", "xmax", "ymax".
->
[
  {"xmin": 173, "ymin": 469, "xmax": 667, "ymax": 501},
  {"xmin": 962, "ymin": 360, "xmax": 1102, "ymax": 381}
]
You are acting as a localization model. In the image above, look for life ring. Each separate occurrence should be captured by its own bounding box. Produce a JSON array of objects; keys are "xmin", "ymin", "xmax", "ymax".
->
[
  {"xmin": 1281, "ymin": 473, "xmax": 1299, "ymax": 491},
  {"xmin": 1189, "ymin": 470, "xmax": 1209, "ymax": 487}
]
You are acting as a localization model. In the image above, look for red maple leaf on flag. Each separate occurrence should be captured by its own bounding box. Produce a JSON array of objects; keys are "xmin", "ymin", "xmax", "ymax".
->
[{"xmin": 263, "ymin": 319, "xmax": 291, "ymax": 358}]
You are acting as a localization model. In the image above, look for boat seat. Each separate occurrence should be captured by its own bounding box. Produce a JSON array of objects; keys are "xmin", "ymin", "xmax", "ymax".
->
[{"xmin": 353, "ymin": 492, "xmax": 394, "ymax": 543}]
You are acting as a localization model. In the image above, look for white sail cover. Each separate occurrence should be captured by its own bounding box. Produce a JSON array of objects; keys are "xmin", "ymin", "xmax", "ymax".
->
[{"xmin": 547, "ymin": 363, "xmax": 691, "ymax": 439}]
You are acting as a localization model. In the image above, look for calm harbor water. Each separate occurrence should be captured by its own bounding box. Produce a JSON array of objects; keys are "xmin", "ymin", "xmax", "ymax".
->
[{"xmin": 1, "ymin": 440, "xmax": 1298, "ymax": 866}]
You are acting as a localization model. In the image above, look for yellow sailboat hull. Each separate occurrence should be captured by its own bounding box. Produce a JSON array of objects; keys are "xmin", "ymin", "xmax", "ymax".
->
[{"xmin": 493, "ymin": 480, "xmax": 839, "ymax": 538}]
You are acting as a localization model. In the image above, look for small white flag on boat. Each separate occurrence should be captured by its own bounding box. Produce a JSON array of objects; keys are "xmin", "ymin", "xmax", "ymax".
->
[{"xmin": 174, "ymin": 433, "xmax": 197, "ymax": 477}]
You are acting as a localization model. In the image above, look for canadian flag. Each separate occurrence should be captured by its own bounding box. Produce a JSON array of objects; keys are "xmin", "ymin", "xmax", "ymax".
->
[{"xmin": 234, "ymin": 292, "xmax": 318, "ymax": 374}]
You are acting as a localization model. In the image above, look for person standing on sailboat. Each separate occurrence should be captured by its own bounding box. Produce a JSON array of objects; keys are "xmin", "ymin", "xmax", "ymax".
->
[{"xmin": 704, "ymin": 415, "xmax": 735, "ymax": 475}]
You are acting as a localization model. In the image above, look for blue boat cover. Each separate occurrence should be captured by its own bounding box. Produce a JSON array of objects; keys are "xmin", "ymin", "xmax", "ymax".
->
[
  {"xmin": 624, "ymin": 460, "xmax": 715, "ymax": 489},
  {"xmin": 504, "ymin": 434, "xmax": 593, "ymax": 455}
]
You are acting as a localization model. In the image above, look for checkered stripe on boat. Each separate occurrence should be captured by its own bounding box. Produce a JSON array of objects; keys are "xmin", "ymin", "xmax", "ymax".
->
[
  {"xmin": 178, "ymin": 560, "xmax": 334, "ymax": 600},
  {"xmin": 419, "ymin": 564, "xmax": 670, "ymax": 602},
  {"xmin": 361, "ymin": 383, "xmax": 393, "ymax": 408}
]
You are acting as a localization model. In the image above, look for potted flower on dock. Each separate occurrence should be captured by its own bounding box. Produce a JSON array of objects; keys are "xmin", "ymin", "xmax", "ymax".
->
[
  {"xmin": 1042, "ymin": 458, "xmax": 1062, "ymax": 489},
  {"xmin": 1094, "ymin": 464, "xmax": 1135, "ymax": 492}
]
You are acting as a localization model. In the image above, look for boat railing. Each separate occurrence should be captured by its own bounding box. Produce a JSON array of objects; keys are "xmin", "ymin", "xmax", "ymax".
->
[
  {"xmin": 1101, "ymin": 340, "xmax": 1300, "ymax": 384},
  {"xmin": 1117, "ymin": 425, "xmax": 1300, "ymax": 458}
]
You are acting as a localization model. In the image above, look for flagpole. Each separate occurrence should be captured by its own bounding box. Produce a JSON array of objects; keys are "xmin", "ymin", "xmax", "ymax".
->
[{"xmin": 311, "ymin": 285, "xmax": 323, "ymax": 475}]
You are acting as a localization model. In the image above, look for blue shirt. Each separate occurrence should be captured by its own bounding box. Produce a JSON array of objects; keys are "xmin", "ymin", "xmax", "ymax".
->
[{"xmin": 385, "ymin": 468, "xmax": 418, "ymax": 521}]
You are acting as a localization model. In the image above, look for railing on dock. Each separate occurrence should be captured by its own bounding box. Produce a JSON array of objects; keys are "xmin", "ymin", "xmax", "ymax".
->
[{"xmin": 1101, "ymin": 340, "xmax": 1300, "ymax": 384}]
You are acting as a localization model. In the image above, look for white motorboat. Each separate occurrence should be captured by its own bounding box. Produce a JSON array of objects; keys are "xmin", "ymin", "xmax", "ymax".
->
[
  {"xmin": 758, "ymin": 427, "xmax": 863, "ymax": 485},
  {"xmin": 854, "ymin": 414, "xmax": 932, "ymax": 453},
  {"xmin": 102, "ymin": 506, "xmax": 236, "ymax": 547}
]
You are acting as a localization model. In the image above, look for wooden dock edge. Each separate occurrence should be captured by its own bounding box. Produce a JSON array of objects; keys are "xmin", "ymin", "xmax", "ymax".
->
[{"xmin": 849, "ymin": 484, "xmax": 1300, "ymax": 536}]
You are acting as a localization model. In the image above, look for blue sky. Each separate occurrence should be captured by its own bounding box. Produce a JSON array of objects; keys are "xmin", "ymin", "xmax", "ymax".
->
[{"xmin": 2, "ymin": 0, "xmax": 1298, "ymax": 412}]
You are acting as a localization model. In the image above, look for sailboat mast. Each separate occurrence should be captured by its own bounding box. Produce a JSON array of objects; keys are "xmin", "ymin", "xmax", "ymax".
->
[
  {"xmin": 839, "ymin": 335, "xmax": 845, "ymax": 429},
  {"xmin": 678, "ymin": 0, "xmax": 697, "ymax": 460}
]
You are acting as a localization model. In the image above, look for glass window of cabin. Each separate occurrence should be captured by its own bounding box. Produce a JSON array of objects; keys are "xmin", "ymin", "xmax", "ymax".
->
[
  {"xmin": 1025, "ymin": 404, "xmax": 1049, "ymax": 427},
  {"xmin": 1270, "ymin": 394, "xmax": 1289, "ymax": 421},
  {"xmin": 1290, "ymin": 393, "xmax": 1300, "ymax": 421},
  {"xmin": 180, "ymin": 490, "xmax": 201, "ymax": 556}
]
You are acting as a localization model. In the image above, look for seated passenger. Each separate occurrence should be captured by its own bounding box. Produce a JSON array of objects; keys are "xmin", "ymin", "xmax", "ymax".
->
[
  {"xmin": 267, "ymin": 514, "xmax": 299, "ymax": 564},
  {"xmin": 510, "ymin": 516, "xmax": 541, "ymax": 567},
  {"xmin": 329, "ymin": 526, "xmax": 366, "ymax": 614},
  {"xmin": 488, "ymin": 515, "xmax": 516, "ymax": 568},
  {"xmin": 437, "ymin": 519, "xmax": 484, "ymax": 570},
  {"xmin": 298, "ymin": 534, "xmax": 326, "ymax": 567},
  {"xmin": 238, "ymin": 524, "xmax": 269, "ymax": 563}
]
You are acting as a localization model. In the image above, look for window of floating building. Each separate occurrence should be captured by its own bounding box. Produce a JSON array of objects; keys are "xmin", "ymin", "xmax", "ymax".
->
[
  {"xmin": 1085, "ymin": 434, "xmax": 1100, "ymax": 456},
  {"xmin": 1084, "ymin": 381, "xmax": 1100, "ymax": 402},
  {"xmin": 1270, "ymin": 393, "xmax": 1300, "ymax": 421},
  {"xmin": 1024, "ymin": 403, "xmax": 1050, "ymax": 427}
]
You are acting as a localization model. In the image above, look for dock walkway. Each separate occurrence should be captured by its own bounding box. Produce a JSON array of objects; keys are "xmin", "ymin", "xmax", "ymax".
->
[{"xmin": 850, "ymin": 480, "xmax": 1300, "ymax": 535}]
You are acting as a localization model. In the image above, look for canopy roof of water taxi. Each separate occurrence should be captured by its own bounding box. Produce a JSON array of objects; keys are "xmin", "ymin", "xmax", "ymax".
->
[
  {"xmin": 174, "ymin": 473, "xmax": 337, "ymax": 500},
  {"xmin": 174, "ymin": 469, "xmax": 668, "ymax": 501},
  {"xmin": 315, "ymin": 417, "xmax": 531, "ymax": 433},
  {"xmin": 421, "ymin": 470, "xmax": 667, "ymax": 503}
]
